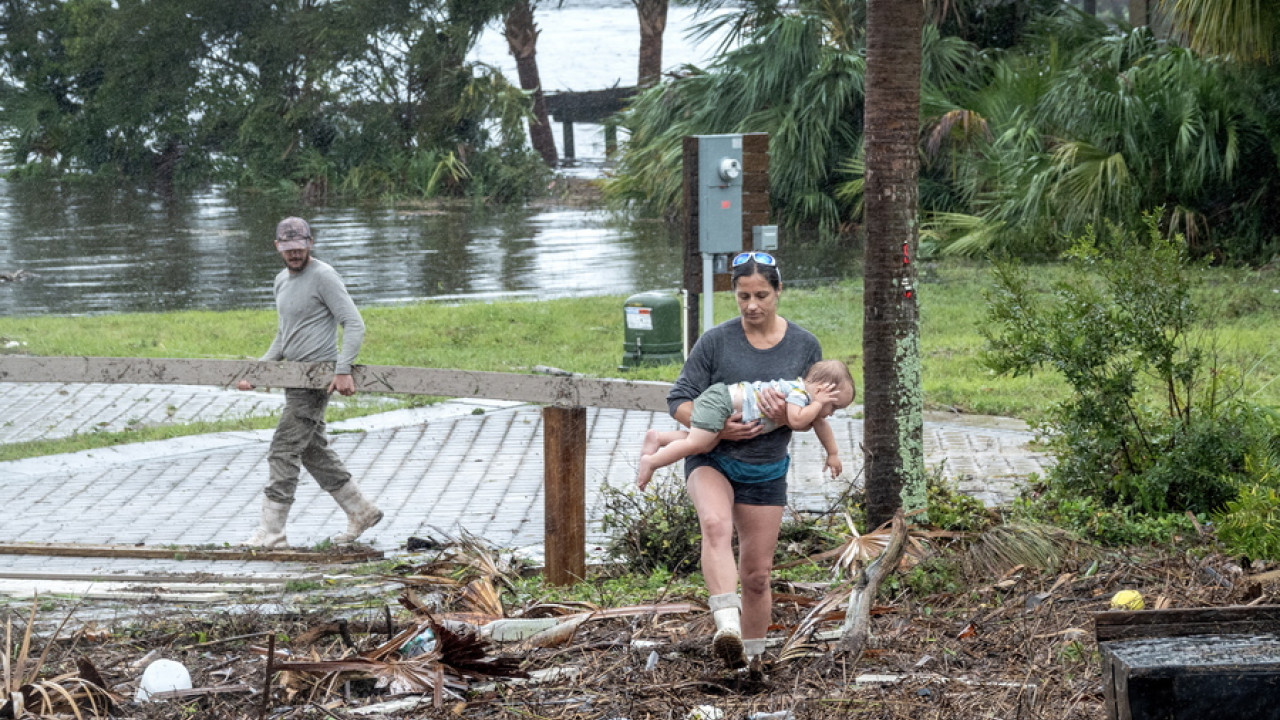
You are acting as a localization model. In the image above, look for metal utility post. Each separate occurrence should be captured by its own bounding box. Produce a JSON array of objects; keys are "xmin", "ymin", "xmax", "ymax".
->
[{"xmin": 682, "ymin": 133, "xmax": 773, "ymax": 350}]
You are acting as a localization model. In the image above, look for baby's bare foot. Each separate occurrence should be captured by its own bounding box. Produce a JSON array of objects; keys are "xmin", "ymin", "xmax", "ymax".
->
[
  {"xmin": 640, "ymin": 429, "xmax": 661, "ymax": 458},
  {"xmin": 636, "ymin": 455, "xmax": 656, "ymax": 490}
]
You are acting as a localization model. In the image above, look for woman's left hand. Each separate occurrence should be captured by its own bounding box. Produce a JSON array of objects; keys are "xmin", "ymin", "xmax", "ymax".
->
[
  {"xmin": 757, "ymin": 387, "xmax": 788, "ymax": 426},
  {"xmin": 721, "ymin": 413, "xmax": 765, "ymax": 441}
]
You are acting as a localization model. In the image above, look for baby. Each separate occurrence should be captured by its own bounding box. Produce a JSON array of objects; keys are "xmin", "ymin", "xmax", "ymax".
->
[{"xmin": 637, "ymin": 359, "xmax": 855, "ymax": 489}]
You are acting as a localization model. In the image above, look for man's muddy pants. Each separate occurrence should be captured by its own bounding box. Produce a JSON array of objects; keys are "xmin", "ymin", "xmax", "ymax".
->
[{"xmin": 264, "ymin": 388, "xmax": 352, "ymax": 503}]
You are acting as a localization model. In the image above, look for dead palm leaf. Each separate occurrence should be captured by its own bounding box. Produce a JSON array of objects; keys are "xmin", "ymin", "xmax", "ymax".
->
[
  {"xmin": 964, "ymin": 522, "xmax": 1079, "ymax": 576},
  {"xmin": 777, "ymin": 587, "xmax": 851, "ymax": 664},
  {"xmin": 372, "ymin": 656, "xmax": 466, "ymax": 698},
  {"xmin": 452, "ymin": 528, "xmax": 520, "ymax": 583},
  {"xmin": 458, "ymin": 576, "xmax": 506, "ymax": 618},
  {"xmin": 2, "ymin": 597, "xmax": 116, "ymax": 718},
  {"xmin": 518, "ymin": 601, "xmax": 600, "ymax": 617},
  {"xmin": 834, "ymin": 513, "xmax": 928, "ymax": 575}
]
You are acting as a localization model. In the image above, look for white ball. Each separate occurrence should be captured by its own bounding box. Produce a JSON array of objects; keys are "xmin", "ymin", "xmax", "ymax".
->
[{"xmin": 135, "ymin": 659, "xmax": 192, "ymax": 702}]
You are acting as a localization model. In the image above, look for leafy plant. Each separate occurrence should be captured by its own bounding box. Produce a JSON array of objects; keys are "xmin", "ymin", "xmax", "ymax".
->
[
  {"xmin": 1213, "ymin": 421, "xmax": 1280, "ymax": 560},
  {"xmin": 925, "ymin": 470, "xmax": 994, "ymax": 532},
  {"xmin": 600, "ymin": 475, "xmax": 702, "ymax": 576},
  {"xmin": 1014, "ymin": 485, "xmax": 1200, "ymax": 547},
  {"xmin": 984, "ymin": 215, "xmax": 1270, "ymax": 516}
]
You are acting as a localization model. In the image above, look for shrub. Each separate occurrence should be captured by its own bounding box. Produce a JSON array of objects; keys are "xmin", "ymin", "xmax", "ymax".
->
[
  {"xmin": 984, "ymin": 215, "xmax": 1272, "ymax": 516},
  {"xmin": 926, "ymin": 471, "xmax": 994, "ymax": 532},
  {"xmin": 599, "ymin": 474, "xmax": 701, "ymax": 575},
  {"xmin": 1014, "ymin": 483, "xmax": 1201, "ymax": 547},
  {"xmin": 1213, "ymin": 414, "xmax": 1280, "ymax": 560}
]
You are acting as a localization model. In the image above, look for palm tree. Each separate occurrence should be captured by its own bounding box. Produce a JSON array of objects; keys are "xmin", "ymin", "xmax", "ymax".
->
[
  {"xmin": 862, "ymin": 0, "xmax": 927, "ymax": 528},
  {"xmin": 504, "ymin": 0, "xmax": 558, "ymax": 166},
  {"xmin": 1161, "ymin": 0, "xmax": 1280, "ymax": 63},
  {"xmin": 634, "ymin": 0, "xmax": 668, "ymax": 87},
  {"xmin": 605, "ymin": 7, "xmax": 870, "ymax": 233},
  {"xmin": 927, "ymin": 18, "xmax": 1277, "ymax": 262}
]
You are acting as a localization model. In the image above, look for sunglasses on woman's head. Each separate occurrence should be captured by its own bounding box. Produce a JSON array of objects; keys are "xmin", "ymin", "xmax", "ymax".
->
[{"xmin": 732, "ymin": 251, "xmax": 776, "ymax": 267}]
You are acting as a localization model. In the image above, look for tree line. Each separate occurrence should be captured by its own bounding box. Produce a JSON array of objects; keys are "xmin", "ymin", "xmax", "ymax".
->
[
  {"xmin": 606, "ymin": 0, "xmax": 1280, "ymax": 265},
  {"xmin": 0, "ymin": 0, "xmax": 677, "ymax": 201}
]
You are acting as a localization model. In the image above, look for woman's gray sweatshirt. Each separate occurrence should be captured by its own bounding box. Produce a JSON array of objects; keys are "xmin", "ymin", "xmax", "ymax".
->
[{"xmin": 667, "ymin": 317, "xmax": 821, "ymax": 464}]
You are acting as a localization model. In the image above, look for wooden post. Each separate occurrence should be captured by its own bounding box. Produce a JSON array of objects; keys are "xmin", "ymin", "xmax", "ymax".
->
[
  {"xmin": 542, "ymin": 405, "xmax": 586, "ymax": 585},
  {"xmin": 561, "ymin": 120, "xmax": 576, "ymax": 160},
  {"xmin": 604, "ymin": 120, "xmax": 618, "ymax": 157}
]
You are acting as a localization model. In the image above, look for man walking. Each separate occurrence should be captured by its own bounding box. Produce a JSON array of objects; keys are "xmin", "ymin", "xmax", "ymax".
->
[{"xmin": 237, "ymin": 217, "xmax": 383, "ymax": 547}]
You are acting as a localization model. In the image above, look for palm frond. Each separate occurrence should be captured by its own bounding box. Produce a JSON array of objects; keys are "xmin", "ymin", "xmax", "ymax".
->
[{"xmin": 964, "ymin": 522, "xmax": 1080, "ymax": 576}]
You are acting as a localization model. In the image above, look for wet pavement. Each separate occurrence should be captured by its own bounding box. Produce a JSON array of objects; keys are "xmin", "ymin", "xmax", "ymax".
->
[{"xmin": 0, "ymin": 382, "xmax": 1052, "ymax": 593}]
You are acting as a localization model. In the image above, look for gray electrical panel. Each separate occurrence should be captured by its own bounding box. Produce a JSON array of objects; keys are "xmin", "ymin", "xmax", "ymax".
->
[
  {"xmin": 753, "ymin": 225, "xmax": 778, "ymax": 251},
  {"xmin": 696, "ymin": 134, "xmax": 744, "ymax": 254}
]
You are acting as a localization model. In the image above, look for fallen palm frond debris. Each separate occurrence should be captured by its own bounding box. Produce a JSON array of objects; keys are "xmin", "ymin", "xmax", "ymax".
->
[
  {"xmin": 2, "ymin": 598, "xmax": 119, "ymax": 718},
  {"xmin": 3, "ymin": 527, "xmax": 1273, "ymax": 718}
]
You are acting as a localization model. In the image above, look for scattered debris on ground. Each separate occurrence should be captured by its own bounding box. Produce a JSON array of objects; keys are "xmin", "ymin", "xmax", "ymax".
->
[{"xmin": 1, "ymin": 528, "xmax": 1271, "ymax": 719}]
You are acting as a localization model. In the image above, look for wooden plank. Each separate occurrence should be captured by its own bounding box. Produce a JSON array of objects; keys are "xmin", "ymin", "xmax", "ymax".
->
[
  {"xmin": 1095, "ymin": 605, "xmax": 1280, "ymax": 642},
  {"xmin": 0, "ymin": 356, "xmax": 672, "ymax": 412},
  {"xmin": 0, "ymin": 571, "xmax": 312, "ymax": 584},
  {"xmin": 543, "ymin": 405, "xmax": 586, "ymax": 586},
  {"xmin": 1098, "ymin": 620, "xmax": 1280, "ymax": 642},
  {"xmin": 0, "ymin": 542, "xmax": 381, "ymax": 563},
  {"xmin": 562, "ymin": 119, "xmax": 576, "ymax": 160},
  {"xmin": 544, "ymin": 87, "xmax": 636, "ymax": 122}
]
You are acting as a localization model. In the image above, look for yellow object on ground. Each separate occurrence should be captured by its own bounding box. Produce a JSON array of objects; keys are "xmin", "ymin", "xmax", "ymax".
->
[{"xmin": 1110, "ymin": 589, "xmax": 1145, "ymax": 610}]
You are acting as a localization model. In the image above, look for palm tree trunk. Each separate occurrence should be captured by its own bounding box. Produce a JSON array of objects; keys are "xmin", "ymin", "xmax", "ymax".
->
[
  {"xmin": 505, "ymin": 0, "xmax": 558, "ymax": 166},
  {"xmin": 635, "ymin": 0, "xmax": 668, "ymax": 88},
  {"xmin": 1129, "ymin": 0, "xmax": 1148, "ymax": 26},
  {"xmin": 862, "ymin": 0, "xmax": 927, "ymax": 529}
]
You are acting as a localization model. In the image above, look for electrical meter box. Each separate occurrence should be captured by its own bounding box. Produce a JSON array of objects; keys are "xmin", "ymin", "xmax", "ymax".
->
[
  {"xmin": 753, "ymin": 224, "xmax": 778, "ymax": 251},
  {"xmin": 696, "ymin": 134, "xmax": 744, "ymax": 254},
  {"xmin": 621, "ymin": 291, "xmax": 683, "ymax": 369}
]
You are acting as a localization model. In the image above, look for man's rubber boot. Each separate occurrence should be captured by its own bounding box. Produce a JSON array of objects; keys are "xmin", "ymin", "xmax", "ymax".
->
[
  {"xmin": 243, "ymin": 498, "xmax": 290, "ymax": 548},
  {"xmin": 329, "ymin": 481, "xmax": 384, "ymax": 544}
]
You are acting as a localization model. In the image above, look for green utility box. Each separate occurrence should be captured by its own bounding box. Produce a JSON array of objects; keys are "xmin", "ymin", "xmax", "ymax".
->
[{"xmin": 621, "ymin": 291, "xmax": 683, "ymax": 369}]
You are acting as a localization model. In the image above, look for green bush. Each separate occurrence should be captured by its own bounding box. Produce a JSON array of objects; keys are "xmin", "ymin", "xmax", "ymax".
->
[
  {"xmin": 984, "ymin": 215, "xmax": 1272, "ymax": 516},
  {"xmin": 1216, "ymin": 484, "xmax": 1280, "ymax": 562},
  {"xmin": 1213, "ymin": 415, "xmax": 1280, "ymax": 560},
  {"xmin": 600, "ymin": 475, "xmax": 702, "ymax": 576},
  {"xmin": 1014, "ymin": 483, "xmax": 1201, "ymax": 547},
  {"xmin": 926, "ymin": 471, "xmax": 994, "ymax": 532}
]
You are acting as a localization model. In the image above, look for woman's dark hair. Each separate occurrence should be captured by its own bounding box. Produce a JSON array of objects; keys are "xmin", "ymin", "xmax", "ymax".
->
[{"xmin": 731, "ymin": 258, "xmax": 781, "ymax": 291}]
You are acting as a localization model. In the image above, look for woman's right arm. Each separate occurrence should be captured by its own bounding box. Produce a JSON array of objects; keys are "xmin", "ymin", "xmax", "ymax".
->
[
  {"xmin": 666, "ymin": 330, "xmax": 718, "ymax": 420},
  {"xmin": 671, "ymin": 400, "xmax": 693, "ymax": 428}
]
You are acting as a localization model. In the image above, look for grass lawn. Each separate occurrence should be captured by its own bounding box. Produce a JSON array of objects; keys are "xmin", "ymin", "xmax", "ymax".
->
[{"xmin": 1, "ymin": 260, "xmax": 1276, "ymax": 460}]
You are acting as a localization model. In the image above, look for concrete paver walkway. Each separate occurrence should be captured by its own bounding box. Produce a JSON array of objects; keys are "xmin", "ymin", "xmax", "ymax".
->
[{"xmin": 0, "ymin": 382, "xmax": 1052, "ymax": 582}]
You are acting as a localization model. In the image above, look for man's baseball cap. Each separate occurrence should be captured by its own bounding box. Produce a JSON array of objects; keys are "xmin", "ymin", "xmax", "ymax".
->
[{"xmin": 275, "ymin": 217, "xmax": 313, "ymax": 250}]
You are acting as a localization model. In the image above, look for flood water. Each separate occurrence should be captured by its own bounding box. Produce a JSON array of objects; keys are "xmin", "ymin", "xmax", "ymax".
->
[{"xmin": 0, "ymin": 2, "xmax": 842, "ymax": 318}]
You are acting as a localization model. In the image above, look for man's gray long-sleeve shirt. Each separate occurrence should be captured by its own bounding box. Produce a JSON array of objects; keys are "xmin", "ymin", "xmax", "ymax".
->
[{"xmin": 260, "ymin": 258, "xmax": 365, "ymax": 374}]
